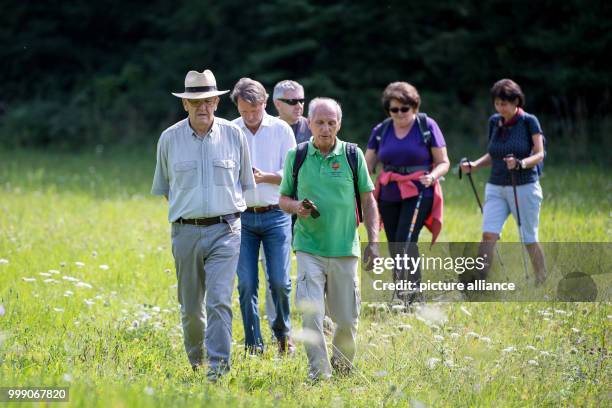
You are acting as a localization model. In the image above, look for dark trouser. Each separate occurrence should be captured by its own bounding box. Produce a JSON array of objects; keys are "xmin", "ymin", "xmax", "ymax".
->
[{"xmin": 378, "ymin": 196, "xmax": 434, "ymax": 286}]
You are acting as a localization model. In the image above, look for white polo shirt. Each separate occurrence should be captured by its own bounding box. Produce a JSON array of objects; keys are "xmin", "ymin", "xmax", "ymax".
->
[{"xmin": 232, "ymin": 113, "xmax": 296, "ymax": 207}]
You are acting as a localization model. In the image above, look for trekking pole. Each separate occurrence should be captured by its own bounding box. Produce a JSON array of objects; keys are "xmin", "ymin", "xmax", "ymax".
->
[
  {"xmin": 399, "ymin": 187, "xmax": 425, "ymax": 306},
  {"xmin": 389, "ymin": 188, "xmax": 425, "ymax": 304},
  {"xmin": 506, "ymin": 154, "xmax": 530, "ymax": 281},
  {"xmin": 459, "ymin": 158, "xmax": 505, "ymax": 269}
]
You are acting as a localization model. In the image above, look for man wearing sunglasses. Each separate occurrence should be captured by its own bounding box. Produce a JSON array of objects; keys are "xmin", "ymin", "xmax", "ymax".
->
[
  {"xmin": 273, "ymin": 80, "xmax": 311, "ymax": 145},
  {"xmin": 151, "ymin": 69, "xmax": 255, "ymax": 382}
]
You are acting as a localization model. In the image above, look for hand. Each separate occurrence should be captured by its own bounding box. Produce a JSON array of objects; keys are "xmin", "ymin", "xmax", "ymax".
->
[
  {"xmin": 252, "ymin": 167, "xmax": 265, "ymax": 184},
  {"xmin": 294, "ymin": 201, "xmax": 312, "ymax": 218},
  {"xmin": 503, "ymin": 155, "xmax": 518, "ymax": 170},
  {"xmin": 459, "ymin": 160, "xmax": 473, "ymax": 174},
  {"xmin": 363, "ymin": 242, "xmax": 380, "ymax": 271},
  {"xmin": 419, "ymin": 173, "xmax": 436, "ymax": 188}
]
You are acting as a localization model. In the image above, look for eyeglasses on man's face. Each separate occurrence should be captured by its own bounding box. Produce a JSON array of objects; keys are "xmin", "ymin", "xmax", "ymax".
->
[
  {"xmin": 277, "ymin": 98, "xmax": 305, "ymax": 106},
  {"xmin": 186, "ymin": 98, "xmax": 217, "ymax": 107},
  {"xmin": 389, "ymin": 106, "xmax": 411, "ymax": 114}
]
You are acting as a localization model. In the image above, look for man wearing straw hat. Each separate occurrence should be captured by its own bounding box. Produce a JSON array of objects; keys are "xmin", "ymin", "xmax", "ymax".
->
[{"xmin": 151, "ymin": 69, "xmax": 255, "ymax": 382}]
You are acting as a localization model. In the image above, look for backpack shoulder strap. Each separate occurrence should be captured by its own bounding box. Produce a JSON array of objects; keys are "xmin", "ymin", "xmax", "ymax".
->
[
  {"xmin": 374, "ymin": 118, "xmax": 393, "ymax": 148},
  {"xmin": 345, "ymin": 142, "xmax": 363, "ymax": 222},
  {"xmin": 291, "ymin": 142, "xmax": 309, "ymax": 199},
  {"xmin": 416, "ymin": 112, "xmax": 432, "ymax": 147}
]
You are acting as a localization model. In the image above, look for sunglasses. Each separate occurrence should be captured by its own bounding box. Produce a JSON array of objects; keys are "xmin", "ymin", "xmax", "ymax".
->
[
  {"xmin": 186, "ymin": 98, "xmax": 216, "ymax": 107},
  {"xmin": 389, "ymin": 106, "xmax": 411, "ymax": 113},
  {"xmin": 277, "ymin": 98, "xmax": 305, "ymax": 106}
]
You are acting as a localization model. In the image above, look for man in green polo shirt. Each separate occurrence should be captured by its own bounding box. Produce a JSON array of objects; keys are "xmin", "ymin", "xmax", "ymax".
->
[{"xmin": 279, "ymin": 97, "xmax": 380, "ymax": 381}]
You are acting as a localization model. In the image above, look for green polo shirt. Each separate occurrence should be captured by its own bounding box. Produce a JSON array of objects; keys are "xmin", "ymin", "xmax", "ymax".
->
[{"xmin": 279, "ymin": 139, "xmax": 374, "ymax": 257}]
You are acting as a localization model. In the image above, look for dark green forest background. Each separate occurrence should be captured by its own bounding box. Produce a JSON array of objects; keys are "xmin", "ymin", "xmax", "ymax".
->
[{"xmin": 1, "ymin": 0, "xmax": 610, "ymax": 162}]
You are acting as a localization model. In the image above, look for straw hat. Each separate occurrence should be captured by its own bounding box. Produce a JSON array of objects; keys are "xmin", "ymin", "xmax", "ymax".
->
[{"xmin": 171, "ymin": 69, "xmax": 229, "ymax": 99}]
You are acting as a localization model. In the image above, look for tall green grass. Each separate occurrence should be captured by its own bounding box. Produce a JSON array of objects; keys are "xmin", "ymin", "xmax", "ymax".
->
[{"xmin": 0, "ymin": 149, "xmax": 609, "ymax": 407}]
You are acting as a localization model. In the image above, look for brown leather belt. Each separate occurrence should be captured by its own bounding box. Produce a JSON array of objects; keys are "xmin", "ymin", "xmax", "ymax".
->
[
  {"xmin": 245, "ymin": 204, "xmax": 280, "ymax": 213},
  {"xmin": 175, "ymin": 212, "xmax": 240, "ymax": 226}
]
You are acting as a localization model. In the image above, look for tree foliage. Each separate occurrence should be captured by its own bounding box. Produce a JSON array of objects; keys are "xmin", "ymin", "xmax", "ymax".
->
[{"xmin": 0, "ymin": 0, "xmax": 610, "ymax": 155}]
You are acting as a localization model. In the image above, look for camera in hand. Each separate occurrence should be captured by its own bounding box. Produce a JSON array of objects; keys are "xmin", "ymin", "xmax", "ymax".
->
[{"xmin": 301, "ymin": 198, "xmax": 320, "ymax": 218}]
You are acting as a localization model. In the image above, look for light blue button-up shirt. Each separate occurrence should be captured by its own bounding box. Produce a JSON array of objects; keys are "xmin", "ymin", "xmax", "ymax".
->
[{"xmin": 151, "ymin": 117, "xmax": 256, "ymax": 222}]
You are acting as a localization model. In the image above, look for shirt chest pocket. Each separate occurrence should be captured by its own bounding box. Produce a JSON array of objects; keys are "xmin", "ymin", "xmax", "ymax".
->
[
  {"xmin": 213, "ymin": 159, "xmax": 237, "ymax": 186},
  {"xmin": 173, "ymin": 161, "xmax": 198, "ymax": 190}
]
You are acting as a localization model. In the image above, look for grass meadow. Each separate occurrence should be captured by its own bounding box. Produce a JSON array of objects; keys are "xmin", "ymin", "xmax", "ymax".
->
[{"xmin": 0, "ymin": 148, "xmax": 610, "ymax": 407}]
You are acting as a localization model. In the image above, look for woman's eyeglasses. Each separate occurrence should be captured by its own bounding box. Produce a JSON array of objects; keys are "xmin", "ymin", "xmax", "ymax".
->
[
  {"xmin": 389, "ymin": 107, "xmax": 411, "ymax": 113},
  {"xmin": 277, "ymin": 98, "xmax": 305, "ymax": 106}
]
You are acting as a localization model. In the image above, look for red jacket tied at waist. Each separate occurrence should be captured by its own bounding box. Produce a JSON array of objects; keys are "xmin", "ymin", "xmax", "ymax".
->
[{"xmin": 374, "ymin": 170, "xmax": 443, "ymax": 245}]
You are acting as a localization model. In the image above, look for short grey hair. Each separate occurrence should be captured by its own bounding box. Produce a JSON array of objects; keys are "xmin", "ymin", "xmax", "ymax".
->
[
  {"xmin": 230, "ymin": 77, "xmax": 268, "ymax": 105},
  {"xmin": 273, "ymin": 80, "xmax": 304, "ymax": 100},
  {"xmin": 308, "ymin": 97, "xmax": 342, "ymax": 123}
]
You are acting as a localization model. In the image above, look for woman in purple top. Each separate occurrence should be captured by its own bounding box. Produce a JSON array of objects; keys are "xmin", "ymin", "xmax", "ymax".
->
[
  {"xmin": 460, "ymin": 79, "xmax": 546, "ymax": 284},
  {"xmin": 365, "ymin": 82, "xmax": 450, "ymax": 300}
]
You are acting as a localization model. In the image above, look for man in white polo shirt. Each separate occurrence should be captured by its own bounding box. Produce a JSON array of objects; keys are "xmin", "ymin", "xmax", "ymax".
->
[
  {"xmin": 151, "ymin": 69, "xmax": 255, "ymax": 381},
  {"xmin": 230, "ymin": 78, "xmax": 296, "ymax": 355}
]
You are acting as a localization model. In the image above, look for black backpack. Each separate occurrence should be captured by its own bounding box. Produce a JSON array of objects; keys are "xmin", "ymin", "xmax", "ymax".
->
[
  {"xmin": 375, "ymin": 112, "xmax": 432, "ymax": 147},
  {"xmin": 291, "ymin": 142, "xmax": 363, "ymax": 222}
]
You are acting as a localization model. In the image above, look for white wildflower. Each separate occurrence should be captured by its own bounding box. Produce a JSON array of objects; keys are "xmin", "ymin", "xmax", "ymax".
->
[
  {"xmin": 526, "ymin": 345, "xmax": 538, "ymax": 351},
  {"xmin": 74, "ymin": 262, "xmax": 85, "ymax": 267},
  {"xmin": 373, "ymin": 370, "xmax": 387, "ymax": 377},
  {"xmin": 396, "ymin": 324, "xmax": 412, "ymax": 331},
  {"xmin": 444, "ymin": 360, "xmax": 454, "ymax": 368},
  {"xmin": 416, "ymin": 304, "xmax": 447, "ymax": 325},
  {"xmin": 48, "ymin": 269, "xmax": 60, "ymax": 274},
  {"xmin": 434, "ymin": 335, "xmax": 444, "ymax": 342},
  {"xmin": 144, "ymin": 386, "xmax": 154, "ymax": 396},
  {"xmin": 427, "ymin": 357, "xmax": 441, "ymax": 369},
  {"xmin": 466, "ymin": 332, "xmax": 480, "ymax": 339},
  {"xmin": 292, "ymin": 328, "xmax": 320, "ymax": 346},
  {"xmin": 0, "ymin": 304, "xmax": 5, "ymax": 317},
  {"xmin": 99, "ymin": 265, "xmax": 109, "ymax": 270},
  {"xmin": 84, "ymin": 299, "xmax": 95, "ymax": 306},
  {"xmin": 39, "ymin": 272, "xmax": 52, "ymax": 277},
  {"xmin": 571, "ymin": 327, "xmax": 580, "ymax": 333},
  {"xmin": 534, "ymin": 335, "xmax": 544, "ymax": 341},
  {"xmin": 0, "ymin": 259, "xmax": 8, "ymax": 265},
  {"xmin": 43, "ymin": 278, "xmax": 59, "ymax": 284},
  {"xmin": 450, "ymin": 332, "xmax": 460, "ymax": 339},
  {"xmin": 527, "ymin": 359, "xmax": 538, "ymax": 366},
  {"xmin": 64, "ymin": 291, "xmax": 73, "ymax": 297},
  {"xmin": 502, "ymin": 346, "xmax": 516, "ymax": 353},
  {"xmin": 53, "ymin": 308, "xmax": 64, "ymax": 313},
  {"xmin": 75, "ymin": 282, "xmax": 93, "ymax": 289},
  {"xmin": 391, "ymin": 304, "xmax": 406, "ymax": 312},
  {"xmin": 480, "ymin": 336, "xmax": 492, "ymax": 344},
  {"xmin": 22, "ymin": 277, "xmax": 36, "ymax": 282},
  {"xmin": 62, "ymin": 276, "xmax": 79, "ymax": 282},
  {"xmin": 540, "ymin": 351, "xmax": 551, "ymax": 357},
  {"xmin": 63, "ymin": 373, "xmax": 72, "ymax": 382},
  {"xmin": 151, "ymin": 306, "xmax": 161, "ymax": 313}
]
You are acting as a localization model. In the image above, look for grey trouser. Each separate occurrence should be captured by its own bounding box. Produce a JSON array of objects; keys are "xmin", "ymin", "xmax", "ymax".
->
[
  {"xmin": 295, "ymin": 251, "xmax": 360, "ymax": 379},
  {"xmin": 171, "ymin": 216, "xmax": 241, "ymax": 372}
]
